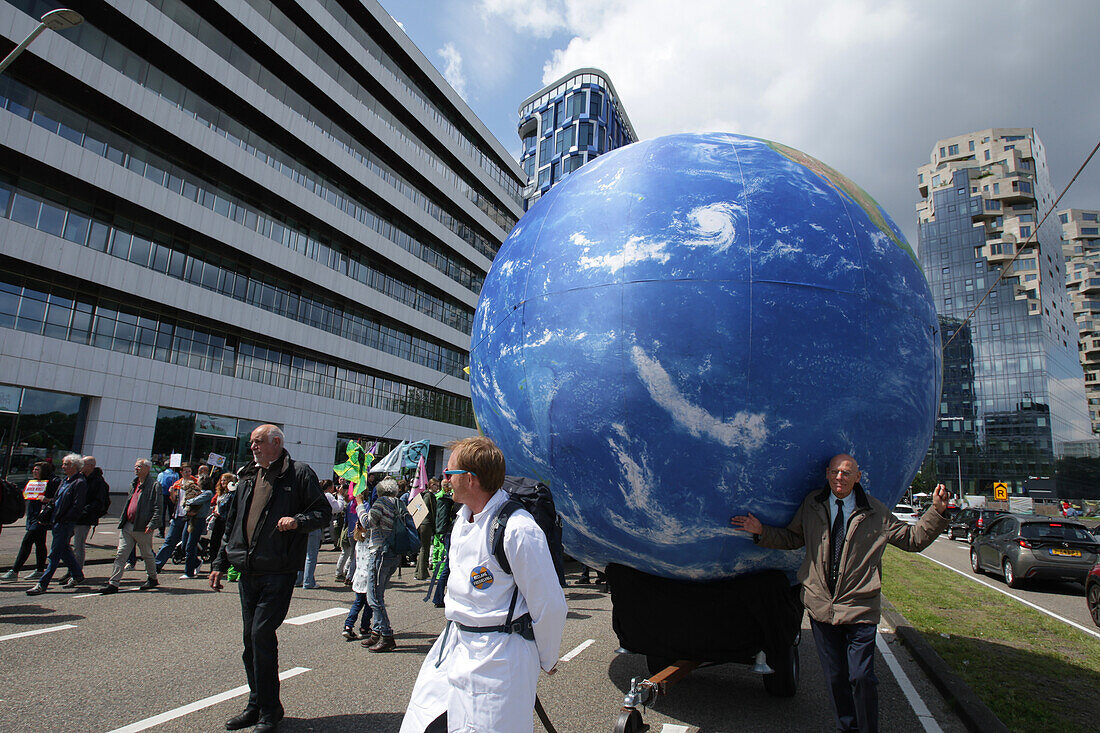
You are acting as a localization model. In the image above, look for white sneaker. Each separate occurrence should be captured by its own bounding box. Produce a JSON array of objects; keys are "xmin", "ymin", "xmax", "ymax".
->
[
  {"xmin": 0, "ymin": 570, "xmax": 17, "ymax": 581},
  {"xmin": 179, "ymin": 574, "xmax": 197, "ymax": 580},
  {"xmin": 124, "ymin": 563, "xmax": 135, "ymax": 570}
]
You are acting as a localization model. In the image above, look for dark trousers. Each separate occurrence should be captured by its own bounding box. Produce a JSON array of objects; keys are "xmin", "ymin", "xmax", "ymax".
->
[
  {"xmin": 238, "ymin": 572, "xmax": 296, "ymax": 720},
  {"xmin": 810, "ymin": 618, "xmax": 879, "ymax": 732},
  {"xmin": 13, "ymin": 525, "xmax": 48, "ymax": 572},
  {"xmin": 207, "ymin": 517, "xmax": 226, "ymax": 569},
  {"xmin": 39, "ymin": 523, "xmax": 83, "ymax": 588}
]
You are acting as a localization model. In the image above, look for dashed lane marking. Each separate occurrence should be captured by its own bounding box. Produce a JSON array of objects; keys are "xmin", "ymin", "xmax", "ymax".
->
[
  {"xmin": 876, "ymin": 632, "xmax": 943, "ymax": 733},
  {"xmin": 0, "ymin": 623, "xmax": 78, "ymax": 642},
  {"xmin": 659, "ymin": 725, "xmax": 699, "ymax": 733},
  {"xmin": 559, "ymin": 638, "xmax": 596, "ymax": 662},
  {"xmin": 284, "ymin": 607, "xmax": 349, "ymax": 625},
  {"xmin": 73, "ymin": 587, "xmax": 144, "ymax": 598},
  {"xmin": 918, "ymin": 552, "xmax": 1100, "ymax": 641},
  {"xmin": 103, "ymin": 666, "xmax": 311, "ymax": 733}
]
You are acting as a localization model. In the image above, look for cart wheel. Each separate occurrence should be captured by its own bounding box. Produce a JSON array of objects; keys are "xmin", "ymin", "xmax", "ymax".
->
[
  {"xmin": 614, "ymin": 708, "xmax": 648, "ymax": 733},
  {"xmin": 762, "ymin": 643, "xmax": 799, "ymax": 697},
  {"xmin": 645, "ymin": 654, "xmax": 673, "ymax": 675}
]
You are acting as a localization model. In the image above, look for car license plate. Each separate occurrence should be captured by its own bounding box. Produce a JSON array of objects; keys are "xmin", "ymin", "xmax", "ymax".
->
[{"xmin": 1049, "ymin": 548, "xmax": 1081, "ymax": 557}]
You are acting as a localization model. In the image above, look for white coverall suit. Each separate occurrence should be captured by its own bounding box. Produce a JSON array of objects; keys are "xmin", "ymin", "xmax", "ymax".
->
[{"xmin": 401, "ymin": 488, "xmax": 568, "ymax": 732}]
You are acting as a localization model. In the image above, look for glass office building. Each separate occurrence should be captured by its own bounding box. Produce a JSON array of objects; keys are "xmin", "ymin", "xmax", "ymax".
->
[
  {"xmin": 517, "ymin": 67, "xmax": 637, "ymax": 209},
  {"xmin": 0, "ymin": 0, "xmax": 524, "ymax": 488},
  {"xmin": 917, "ymin": 128, "xmax": 1092, "ymax": 496}
]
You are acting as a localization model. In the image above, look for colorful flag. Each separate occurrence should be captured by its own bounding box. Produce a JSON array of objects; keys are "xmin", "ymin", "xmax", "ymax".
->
[{"xmin": 410, "ymin": 455, "xmax": 428, "ymax": 499}]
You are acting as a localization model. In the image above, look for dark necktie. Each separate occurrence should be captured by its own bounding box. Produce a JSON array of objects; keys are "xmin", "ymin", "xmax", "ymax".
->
[{"xmin": 830, "ymin": 499, "xmax": 844, "ymax": 592}]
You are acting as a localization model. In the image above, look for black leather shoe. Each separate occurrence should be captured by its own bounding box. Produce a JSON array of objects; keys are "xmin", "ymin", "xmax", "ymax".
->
[
  {"xmin": 99, "ymin": 584, "xmax": 119, "ymax": 595},
  {"xmin": 225, "ymin": 709, "xmax": 259, "ymax": 731},
  {"xmin": 139, "ymin": 578, "xmax": 159, "ymax": 590},
  {"xmin": 254, "ymin": 721, "xmax": 280, "ymax": 733}
]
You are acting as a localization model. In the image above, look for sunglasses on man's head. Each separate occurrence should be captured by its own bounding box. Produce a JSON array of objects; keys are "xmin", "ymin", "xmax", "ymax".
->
[{"xmin": 443, "ymin": 469, "xmax": 476, "ymax": 477}]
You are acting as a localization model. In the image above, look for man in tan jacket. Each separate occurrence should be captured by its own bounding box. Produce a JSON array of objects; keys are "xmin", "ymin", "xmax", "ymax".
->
[{"xmin": 732, "ymin": 454, "xmax": 948, "ymax": 733}]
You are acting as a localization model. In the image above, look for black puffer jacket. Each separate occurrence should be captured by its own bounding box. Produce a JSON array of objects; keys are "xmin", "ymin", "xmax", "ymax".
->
[
  {"xmin": 213, "ymin": 452, "xmax": 330, "ymax": 575},
  {"xmin": 75, "ymin": 468, "xmax": 110, "ymax": 525}
]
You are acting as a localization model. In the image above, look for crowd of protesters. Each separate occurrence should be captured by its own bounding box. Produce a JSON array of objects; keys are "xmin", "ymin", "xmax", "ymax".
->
[
  {"xmin": 1, "ymin": 452, "xmax": 466, "ymax": 631},
  {"xmin": 1, "ymin": 434, "xmax": 568, "ymax": 733}
]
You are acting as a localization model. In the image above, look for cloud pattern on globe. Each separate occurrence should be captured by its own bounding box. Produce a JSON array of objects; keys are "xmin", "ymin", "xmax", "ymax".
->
[{"xmin": 471, "ymin": 133, "xmax": 940, "ymax": 581}]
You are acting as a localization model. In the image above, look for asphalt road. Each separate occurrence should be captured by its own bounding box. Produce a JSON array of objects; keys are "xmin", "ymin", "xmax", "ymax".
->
[
  {"xmin": 0, "ymin": 526, "xmax": 969, "ymax": 733},
  {"xmin": 921, "ymin": 534, "xmax": 1097, "ymax": 636}
]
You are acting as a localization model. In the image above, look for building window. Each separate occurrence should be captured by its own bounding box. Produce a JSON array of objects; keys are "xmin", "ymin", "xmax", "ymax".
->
[
  {"xmin": 590, "ymin": 91, "xmax": 603, "ymax": 118},
  {"xmin": 948, "ymin": 144, "xmax": 959, "ymax": 155},
  {"xmin": 567, "ymin": 93, "xmax": 585, "ymax": 119},
  {"xmin": 556, "ymin": 125, "xmax": 575, "ymax": 154},
  {"xmin": 539, "ymin": 137, "xmax": 552, "ymax": 163},
  {"xmin": 578, "ymin": 122, "xmax": 594, "ymax": 148},
  {"xmin": 1020, "ymin": 226, "xmax": 1031, "ymax": 238},
  {"xmin": 984, "ymin": 150, "xmax": 990, "ymax": 161},
  {"xmin": 538, "ymin": 168, "xmax": 550, "ymax": 188},
  {"xmin": 969, "ymin": 140, "xmax": 975, "ymax": 152},
  {"xmin": 1084, "ymin": 213, "xmax": 1098, "ymax": 222},
  {"xmin": 0, "ymin": 386, "xmax": 86, "ymax": 483}
]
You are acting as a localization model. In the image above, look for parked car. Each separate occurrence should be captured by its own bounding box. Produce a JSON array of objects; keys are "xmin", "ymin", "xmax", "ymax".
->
[
  {"xmin": 892, "ymin": 504, "xmax": 920, "ymax": 526},
  {"xmin": 1087, "ymin": 561, "xmax": 1100, "ymax": 628},
  {"xmin": 948, "ymin": 508, "xmax": 1005, "ymax": 543},
  {"xmin": 970, "ymin": 514, "xmax": 1100, "ymax": 588}
]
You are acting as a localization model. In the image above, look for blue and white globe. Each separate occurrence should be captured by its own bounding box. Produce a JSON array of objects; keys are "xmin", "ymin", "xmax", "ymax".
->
[{"xmin": 470, "ymin": 133, "xmax": 940, "ymax": 581}]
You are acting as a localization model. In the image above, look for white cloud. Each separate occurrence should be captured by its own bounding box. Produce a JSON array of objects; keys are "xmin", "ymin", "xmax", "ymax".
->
[
  {"xmin": 479, "ymin": 0, "xmax": 1100, "ymax": 248},
  {"xmin": 437, "ymin": 42, "xmax": 467, "ymax": 99}
]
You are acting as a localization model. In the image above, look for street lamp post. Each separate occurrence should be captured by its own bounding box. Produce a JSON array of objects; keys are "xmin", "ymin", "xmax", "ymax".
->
[
  {"xmin": 953, "ymin": 450, "xmax": 962, "ymax": 498},
  {"xmin": 0, "ymin": 8, "xmax": 83, "ymax": 76}
]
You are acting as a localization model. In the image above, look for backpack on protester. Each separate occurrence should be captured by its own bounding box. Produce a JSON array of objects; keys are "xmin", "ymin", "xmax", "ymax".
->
[
  {"xmin": 488, "ymin": 475, "xmax": 567, "ymax": 587},
  {"xmin": 385, "ymin": 497, "xmax": 421, "ymax": 556},
  {"xmin": 1, "ymin": 478, "xmax": 26, "ymax": 525}
]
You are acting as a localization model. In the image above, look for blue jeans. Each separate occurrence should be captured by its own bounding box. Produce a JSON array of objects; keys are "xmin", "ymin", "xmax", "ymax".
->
[
  {"xmin": 366, "ymin": 550, "xmax": 399, "ymax": 636},
  {"xmin": 155, "ymin": 517, "xmax": 186, "ymax": 570},
  {"xmin": 810, "ymin": 619, "xmax": 879, "ymax": 733},
  {"xmin": 38, "ymin": 522, "xmax": 83, "ymax": 589},
  {"xmin": 184, "ymin": 517, "xmax": 204, "ymax": 576},
  {"xmin": 343, "ymin": 591, "xmax": 372, "ymax": 632},
  {"xmin": 296, "ymin": 529, "xmax": 323, "ymax": 588},
  {"xmin": 238, "ymin": 572, "xmax": 296, "ymax": 720}
]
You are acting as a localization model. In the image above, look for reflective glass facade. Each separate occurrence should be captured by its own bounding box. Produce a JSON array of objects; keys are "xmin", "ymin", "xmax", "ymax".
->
[
  {"xmin": 517, "ymin": 68, "xmax": 638, "ymax": 209},
  {"xmin": 917, "ymin": 129, "xmax": 1092, "ymax": 496},
  {"xmin": 0, "ymin": 0, "xmax": 524, "ymax": 491}
]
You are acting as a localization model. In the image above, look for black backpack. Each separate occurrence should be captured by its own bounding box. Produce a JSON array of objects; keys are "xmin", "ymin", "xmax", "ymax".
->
[
  {"xmin": 488, "ymin": 476, "xmax": 566, "ymax": 587},
  {"xmin": 384, "ymin": 497, "xmax": 421, "ymax": 556},
  {"xmin": 1, "ymin": 478, "xmax": 26, "ymax": 525}
]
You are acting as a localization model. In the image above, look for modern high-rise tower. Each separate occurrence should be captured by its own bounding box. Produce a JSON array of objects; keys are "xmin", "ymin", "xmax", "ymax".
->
[
  {"xmin": 0, "ymin": 0, "xmax": 525, "ymax": 490},
  {"xmin": 1060, "ymin": 207, "xmax": 1100, "ymax": 434},
  {"xmin": 916, "ymin": 128, "xmax": 1092, "ymax": 496},
  {"xmin": 517, "ymin": 68, "xmax": 637, "ymax": 209}
]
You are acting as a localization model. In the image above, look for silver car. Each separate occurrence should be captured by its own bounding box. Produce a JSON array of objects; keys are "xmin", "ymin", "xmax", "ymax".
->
[{"xmin": 970, "ymin": 514, "xmax": 1100, "ymax": 588}]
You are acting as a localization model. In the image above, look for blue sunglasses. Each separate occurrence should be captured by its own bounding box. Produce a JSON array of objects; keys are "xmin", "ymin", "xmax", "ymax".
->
[{"xmin": 443, "ymin": 469, "xmax": 476, "ymax": 477}]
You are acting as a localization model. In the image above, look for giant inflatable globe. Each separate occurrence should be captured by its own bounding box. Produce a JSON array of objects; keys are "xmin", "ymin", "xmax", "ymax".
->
[{"xmin": 470, "ymin": 133, "xmax": 940, "ymax": 581}]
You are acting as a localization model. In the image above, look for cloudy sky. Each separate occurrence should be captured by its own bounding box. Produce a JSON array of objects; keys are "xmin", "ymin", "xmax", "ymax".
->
[{"xmin": 382, "ymin": 0, "xmax": 1100, "ymax": 248}]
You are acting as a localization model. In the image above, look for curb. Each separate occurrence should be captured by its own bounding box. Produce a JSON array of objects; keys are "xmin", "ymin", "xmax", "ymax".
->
[{"xmin": 880, "ymin": 598, "xmax": 1009, "ymax": 733}]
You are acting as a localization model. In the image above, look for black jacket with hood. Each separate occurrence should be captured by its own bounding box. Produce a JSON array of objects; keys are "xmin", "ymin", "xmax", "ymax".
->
[{"xmin": 212, "ymin": 451, "xmax": 330, "ymax": 575}]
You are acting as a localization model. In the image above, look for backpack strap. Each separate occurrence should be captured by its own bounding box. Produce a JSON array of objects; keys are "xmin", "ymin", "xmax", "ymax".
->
[{"xmin": 488, "ymin": 498, "xmax": 523, "ymax": 575}]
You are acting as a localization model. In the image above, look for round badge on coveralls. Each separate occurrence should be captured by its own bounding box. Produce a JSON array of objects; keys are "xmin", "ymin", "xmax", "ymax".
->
[{"xmin": 470, "ymin": 565, "xmax": 494, "ymax": 590}]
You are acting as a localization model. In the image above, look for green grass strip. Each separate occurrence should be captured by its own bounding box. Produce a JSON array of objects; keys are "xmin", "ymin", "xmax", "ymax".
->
[{"xmin": 881, "ymin": 546, "xmax": 1100, "ymax": 733}]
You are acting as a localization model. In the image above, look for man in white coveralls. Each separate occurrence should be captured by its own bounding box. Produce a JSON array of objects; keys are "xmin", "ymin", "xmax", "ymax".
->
[{"xmin": 401, "ymin": 436, "xmax": 567, "ymax": 732}]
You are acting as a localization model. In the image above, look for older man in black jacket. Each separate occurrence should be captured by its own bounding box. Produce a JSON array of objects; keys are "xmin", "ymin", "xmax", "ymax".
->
[
  {"xmin": 100, "ymin": 458, "xmax": 163, "ymax": 594},
  {"xmin": 26, "ymin": 453, "xmax": 87, "ymax": 595},
  {"xmin": 210, "ymin": 425, "xmax": 330, "ymax": 733}
]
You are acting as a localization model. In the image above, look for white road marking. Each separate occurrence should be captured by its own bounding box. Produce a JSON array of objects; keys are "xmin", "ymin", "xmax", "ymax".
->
[
  {"xmin": 918, "ymin": 552, "xmax": 1100, "ymax": 641},
  {"xmin": 73, "ymin": 587, "xmax": 143, "ymax": 598},
  {"xmin": 659, "ymin": 725, "xmax": 699, "ymax": 733},
  {"xmin": 104, "ymin": 667, "xmax": 310, "ymax": 733},
  {"xmin": 876, "ymin": 632, "xmax": 943, "ymax": 733},
  {"xmin": 0, "ymin": 624, "xmax": 77, "ymax": 642},
  {"xmin": 559, "ymin": 638, "xmax": 595, "ymax": 662},
  {"xmin": 284, "ymin": 607, "xmax": 349, "ymax": 625}
]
